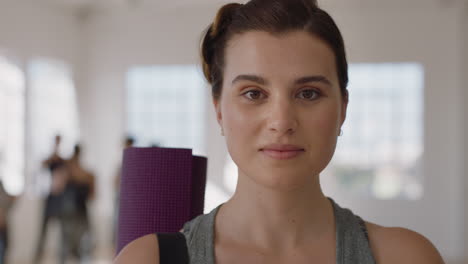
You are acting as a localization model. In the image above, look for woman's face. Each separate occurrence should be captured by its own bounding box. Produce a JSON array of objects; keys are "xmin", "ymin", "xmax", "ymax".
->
[{"xmin": 214, "ymin": 31, "xmax": 347, "ymax": 191}]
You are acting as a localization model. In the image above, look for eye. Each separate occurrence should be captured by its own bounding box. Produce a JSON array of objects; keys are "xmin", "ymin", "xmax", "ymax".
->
[
  {"xmin": 297, "ymin": 89, "xmax": 320, "ymax": 100},
  {"xmin": 243, "ymin": 90, "xmax": 265, "ymax": 100}
]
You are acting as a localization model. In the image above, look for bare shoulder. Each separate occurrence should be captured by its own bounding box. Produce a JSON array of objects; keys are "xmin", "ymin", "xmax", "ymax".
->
[
  {"xmin": 114, "ymin": 234, "xmax": 159, "ymax": 264},
  {"xmin": 365, "ymin": 221, "xmax": 445, "ymax": 264}
]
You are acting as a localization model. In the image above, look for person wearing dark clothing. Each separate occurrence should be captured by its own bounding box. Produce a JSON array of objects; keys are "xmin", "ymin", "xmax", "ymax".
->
[
  {"xmin": 0, "ymin": 180, "xmax": 15, "ymax": 264},
  {"xmin": 35, "ymin": 135, "xmax": 67, "ymax": 263},
  {"xmin": 60, "ymin": 144, "xmax": 95, "ymax": 263}
]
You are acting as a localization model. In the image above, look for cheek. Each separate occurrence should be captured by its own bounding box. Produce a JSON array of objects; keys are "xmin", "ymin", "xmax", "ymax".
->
[
  {"xmin": 221, "ymin": 100, "xmax": 262, "ymax": 167},
  {"xmin": 303, "ymin": 104, "xmax": 341, "ymax": 158},
  {"xmin": 221, "ymin": 98, "xmax": 258, "ymax": 136},
  {"xmin": 222, "ymin": 100, "xmax": 253, "ymax": 146},
  {"xmin": 314, "ymin": 103, "xmax": 341, "ymax": 136}
]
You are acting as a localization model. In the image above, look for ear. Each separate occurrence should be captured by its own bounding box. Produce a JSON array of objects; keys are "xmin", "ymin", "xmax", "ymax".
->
[
  {"xmin": 213, "ymin": 98, "xmax": 222, "ymax": 126},
  {"xmin": 340, "ymin": 97, "xmax": 348, "ymax": 127}
]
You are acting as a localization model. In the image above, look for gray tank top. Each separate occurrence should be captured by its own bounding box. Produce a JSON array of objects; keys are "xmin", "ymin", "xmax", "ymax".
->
[{"xmin": 182, "ymin": 198, "xmax": 376, "ymax": 264}]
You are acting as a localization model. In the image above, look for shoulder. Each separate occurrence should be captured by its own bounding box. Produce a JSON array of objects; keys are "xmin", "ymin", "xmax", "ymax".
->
[
  {"xmin": 114, "ymin": 234, "xmax": 159, "ymax": 264},
  {"xmin": 182, "ymin": 208, "xmax": 217, "ymax": 242},
  {"xmin": 366, "ymin": 222, "xmax": 445, "ymax": 264}
]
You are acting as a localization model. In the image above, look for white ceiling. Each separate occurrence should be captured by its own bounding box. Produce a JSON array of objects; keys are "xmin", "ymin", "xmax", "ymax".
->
[
  {"xmin": 45, "ymin": 0, "xmax": 236, "ymax": 11},
  {"xmin": 43, "ymin": 0, "xmax": 467, "ymax": 13}
]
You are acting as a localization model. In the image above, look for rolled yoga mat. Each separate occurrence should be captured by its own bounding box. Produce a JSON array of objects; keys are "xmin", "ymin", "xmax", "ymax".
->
[{"xmin": 116, "ymin": 147, "xmax": 207, "ymax": 254}]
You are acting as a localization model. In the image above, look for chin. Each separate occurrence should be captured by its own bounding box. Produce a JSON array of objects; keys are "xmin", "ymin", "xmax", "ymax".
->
[{"xmin": 248, "ymin": 167, "xmax": 318, "ymax": 192}]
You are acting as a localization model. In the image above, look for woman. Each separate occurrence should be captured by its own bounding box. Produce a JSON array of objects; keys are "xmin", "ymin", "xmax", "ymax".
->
[{"xmin": 115, "ymin": 0, "xmax": 445, "ymax": 263}]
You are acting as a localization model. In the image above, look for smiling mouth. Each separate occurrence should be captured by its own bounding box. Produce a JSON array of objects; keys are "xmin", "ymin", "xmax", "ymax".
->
[{"xmin": 260, "ymin": 149, "xmax": 305, "ymax": 160}]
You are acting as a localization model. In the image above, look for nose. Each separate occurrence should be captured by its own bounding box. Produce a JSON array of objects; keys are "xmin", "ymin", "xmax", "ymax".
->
[{"xmin": 267, "ymin": 97, "xmax": 298, "ymax": 135}]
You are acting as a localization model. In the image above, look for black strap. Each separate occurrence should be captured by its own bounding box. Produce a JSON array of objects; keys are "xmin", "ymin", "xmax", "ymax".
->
[{"xmin": 157, "ymin": 232, "xmax": 189, "ymax": 264}]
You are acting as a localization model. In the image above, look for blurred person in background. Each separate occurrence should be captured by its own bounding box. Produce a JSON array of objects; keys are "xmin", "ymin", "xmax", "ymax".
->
[
  {"xmin": 61, "ymin": 144, "xmax": 95, "ymax": 263},
  {"xmin": 0, "ymin": 178, "xmax": 17, "ymax": 264},
  {"xmin": 35, "ymin": 134, "xmax": 67, "ymax": 263},
  {"xmin": 112, "ymin": 136, "xmax": 134, "ymax": 250}
]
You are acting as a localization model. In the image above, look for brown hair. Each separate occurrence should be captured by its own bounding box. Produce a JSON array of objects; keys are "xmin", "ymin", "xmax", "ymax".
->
[{"xmin": 201, "ymin": 0, "xmax": 348, "ymax": 102}]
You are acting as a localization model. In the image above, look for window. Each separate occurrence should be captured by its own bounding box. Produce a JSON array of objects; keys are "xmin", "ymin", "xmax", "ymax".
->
[
  {"xmin": 0, "ymin": 56, "xmax": 25, "ymax": 195},
  {"xmin": 329, "ymin": 63, "xmax": 424, "ymax": 200},
  {"xmin": 126, "ymin": 65, "xmax": 207, "ymax": 155},
  {"xmin": 28, "ymin": 58, "xmax": 80, "ymax": 193}
]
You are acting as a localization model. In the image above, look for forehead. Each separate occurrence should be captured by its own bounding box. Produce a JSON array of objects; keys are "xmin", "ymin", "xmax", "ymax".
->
[{"xmin": 224, "ymin": 31, "xmax": 338, "ymax": 84}]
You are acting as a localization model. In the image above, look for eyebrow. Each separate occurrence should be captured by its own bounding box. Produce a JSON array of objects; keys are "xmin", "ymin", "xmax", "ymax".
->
[
  {"xmin": 231, "ymin": 74, "xmax": 332, "ymax": 86},
  {"xmin": 232, "ymin": 74, "xmax": 267, "ymax": 85},
  {"xmin": 295, "ymin": 76, "xmax": 332, "ymax": 86}
]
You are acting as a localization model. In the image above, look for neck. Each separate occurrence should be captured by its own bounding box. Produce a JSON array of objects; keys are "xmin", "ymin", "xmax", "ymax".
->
[{"xmin": 217, "ymin": 171, "xmax": 334, "ymax": 252}]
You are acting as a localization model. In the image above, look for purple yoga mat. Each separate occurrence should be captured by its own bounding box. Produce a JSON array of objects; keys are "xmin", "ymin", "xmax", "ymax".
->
[{"xmin": 116, "ymin": 147, "xmax": 207, "ymax": 254}]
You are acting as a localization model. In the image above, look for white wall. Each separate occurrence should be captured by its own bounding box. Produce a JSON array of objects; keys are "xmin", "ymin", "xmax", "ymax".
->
[
  {"xmin": 462, "ymin": 2, "xmax": 468, "ymax": 262},
  {"xmin": 0, "ymin": 0, "xmax": 78, "ymax": 61},
  {"xmin": 0, "ymin": 0, "xmax": 81, "ymax": 263}
]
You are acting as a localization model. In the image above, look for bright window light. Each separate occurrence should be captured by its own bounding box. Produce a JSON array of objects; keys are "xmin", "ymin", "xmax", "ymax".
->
[
  {"xmin": 329, "ymin": 63, "xmax": 424, "ymax": 200},
  {"xmin": 0, "ymin": 56, "xmax": 25, "ymax": 195},
  {"xmin": 126, "ymin": 65, "xmax": 207, "ymax": 155},
  {"xmin": 28, "ymin": 58, "xmax": 80, "ymax": 194}
]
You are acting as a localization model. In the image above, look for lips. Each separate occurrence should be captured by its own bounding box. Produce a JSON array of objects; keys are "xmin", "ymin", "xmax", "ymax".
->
[{"xmin": 260, "ymin": 144, "xmax": 305, "ymax": 160}]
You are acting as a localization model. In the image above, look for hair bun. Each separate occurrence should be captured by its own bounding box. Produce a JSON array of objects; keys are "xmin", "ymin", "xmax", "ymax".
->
[
  {"xmin": 211, "ymin": 3, "xmax": 242, "ymax": 37},
  {"xmin": 201, "ymin": 3, "xmax": 242, "ymax": 87}
]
